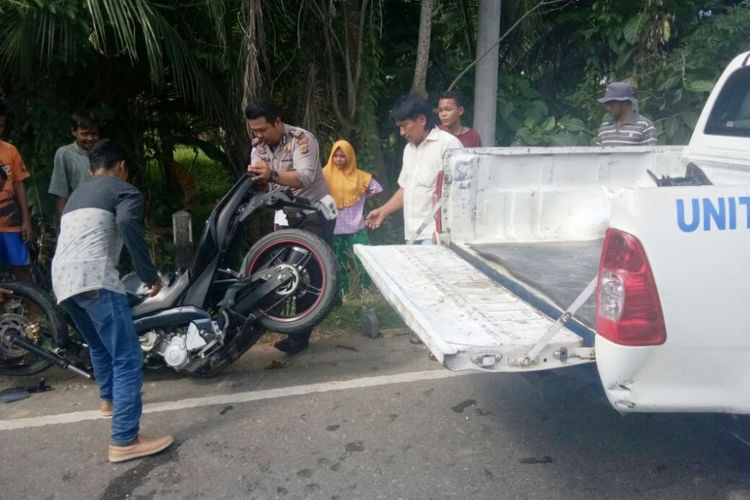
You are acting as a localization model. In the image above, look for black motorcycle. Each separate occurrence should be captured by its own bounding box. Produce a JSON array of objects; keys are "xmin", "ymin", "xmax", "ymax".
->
[
  {"xmin": 0, "ymin": 280, "xmax": 79, "ymax": 377},
  {"xmin": 0, "ymin": 175, "xmax": 338, "ymax": 378}
]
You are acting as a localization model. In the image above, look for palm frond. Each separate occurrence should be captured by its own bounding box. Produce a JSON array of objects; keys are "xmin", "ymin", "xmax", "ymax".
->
[
  {"xmin": 84, "ymin": 0, "xmax": 225, "ymax": 115},
  {"xmin": 0, "ymin": 2, "xmax": 86, "ymax": 74}
]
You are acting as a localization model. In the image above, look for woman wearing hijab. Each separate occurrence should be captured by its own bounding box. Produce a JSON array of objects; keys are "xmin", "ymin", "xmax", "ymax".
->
[{"xmin": 322, "ymin": 140, "xmax": 383, "ymax": 296}]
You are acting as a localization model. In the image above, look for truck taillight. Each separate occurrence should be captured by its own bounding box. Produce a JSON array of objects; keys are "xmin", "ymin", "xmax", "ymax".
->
[{"xmin": 596, "ymin": 228, "xmax": 666, "ymax": 346}]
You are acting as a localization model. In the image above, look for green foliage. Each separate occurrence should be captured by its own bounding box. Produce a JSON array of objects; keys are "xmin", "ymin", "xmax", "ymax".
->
[
  {"xmin": 2, "ymin": 0, "xmax": 750, "ymax": 256},
  {"xmin": 173, "ymin": 146, "xmax": 232, "ymax": 221},
  {"xmin": 0, "ymin": 0, "xmax": 244, "ymax": 234},
  {"xmin": 1, "ymin": 0, "xmax": 749, "ymax": 339},
  {"xmin": 514, "ymin": 116, "xmax": 592, "ymax": 147},
  {"xmin": 141, "ymin": 146, "xmax": 232, "ymax": 270},
  {"xmin": 9, "ymin": 97, "xmax": 72, "ymax": 218},
  {"xmin": 483, "ymin": 0, "xmax": 750, "ymax": 147},
  {"xmin": 321, "ymin": 290, "xmax": 406, "ymax": 332}
]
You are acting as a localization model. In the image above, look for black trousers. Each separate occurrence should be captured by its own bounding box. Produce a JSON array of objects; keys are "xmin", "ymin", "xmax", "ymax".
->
[{"xmin": 285, "ymin": 211, "xmax": 335, "ymax": 343}]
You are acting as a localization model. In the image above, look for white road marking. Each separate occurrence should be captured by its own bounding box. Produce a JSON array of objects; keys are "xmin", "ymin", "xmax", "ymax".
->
[{"xmin": 0, "ymin": 369, "xmax": 475, "ymax": 431}]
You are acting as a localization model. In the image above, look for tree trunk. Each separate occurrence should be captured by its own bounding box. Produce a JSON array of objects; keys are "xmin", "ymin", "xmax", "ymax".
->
[
  {"xmin": 317, "ymin": 0, "xmax": 370, "ymax": 136},
  {"xmin": 223, "ymin": 0, "xmax": 264, "ymax": 177},
  {"xmin": 411, "ymin": 0, "xmax": 434, "ymax": 98},
  {"xmin": 241, "ymin": 0, "xmax": 264, "ymax": 110},
  {"xmin": 473, "ymin": 0, "xmax": 501, "ymax": 146}
]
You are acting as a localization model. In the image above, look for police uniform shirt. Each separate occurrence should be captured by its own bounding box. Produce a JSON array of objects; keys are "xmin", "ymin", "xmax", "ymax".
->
[{"xmin": 251, "ymin": 124, "xmax": 330, "ymax": 203}]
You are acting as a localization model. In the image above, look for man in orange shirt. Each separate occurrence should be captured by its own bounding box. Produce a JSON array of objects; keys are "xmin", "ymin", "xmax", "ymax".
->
[{"xmin": 0, "ymin": 101, "xmax": 34, "ymax": 282}]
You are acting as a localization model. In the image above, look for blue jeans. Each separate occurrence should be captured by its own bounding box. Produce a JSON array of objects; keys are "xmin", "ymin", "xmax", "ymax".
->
[{"xmin": 65, "ymin": 289, "xmax": 143, "ymax": 445}]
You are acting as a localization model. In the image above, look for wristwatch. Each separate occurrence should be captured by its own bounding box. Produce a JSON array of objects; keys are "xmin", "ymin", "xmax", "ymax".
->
[{"xmin": 269, "ymin": 170, "xmax": 279, "ymax": 183}]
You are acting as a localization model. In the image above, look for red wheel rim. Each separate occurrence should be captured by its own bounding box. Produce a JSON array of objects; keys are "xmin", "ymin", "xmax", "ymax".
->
[{"xmin": 247, "ymin": 239, "xmax": 327, "ymax": 322}]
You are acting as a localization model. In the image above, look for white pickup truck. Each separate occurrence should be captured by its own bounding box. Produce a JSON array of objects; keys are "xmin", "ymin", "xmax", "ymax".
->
[{"xmin": 355, "ymin": 51, "xmax": 750, "ymax": 416}]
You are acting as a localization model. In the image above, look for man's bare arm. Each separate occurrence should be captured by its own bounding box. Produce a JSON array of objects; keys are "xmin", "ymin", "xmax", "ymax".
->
[
  {"xmin": 365, "ymin": 187, "xmax": 404, "ymax": 229},
  {"xmin": 14, "ymin": 181, "xmax": 33, "ymax": 241},
  {"xmin": 55, "ymin": 196, "xmax": 67, "ymax": 217}
]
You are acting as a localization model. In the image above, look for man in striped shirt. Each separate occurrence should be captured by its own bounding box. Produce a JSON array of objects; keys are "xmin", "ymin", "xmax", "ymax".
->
[{"xmin": 596, "ymin": 82, "xmax": 657, "ymax": 146}]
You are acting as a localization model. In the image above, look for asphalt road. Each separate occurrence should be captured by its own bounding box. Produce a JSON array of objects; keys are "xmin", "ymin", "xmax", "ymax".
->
[{"xmin": 2, "ymin": 329, "xmax": 750, "ymax": 500}]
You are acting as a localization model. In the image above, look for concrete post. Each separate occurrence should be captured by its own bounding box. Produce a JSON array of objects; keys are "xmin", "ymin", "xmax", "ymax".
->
[
  {"xmin": 172, "ymin": 210, "xmax": 194, "ymax": 271},
  {"xmin": 473, "ymin": 0, "xmax": 501, "ymax": 146}
]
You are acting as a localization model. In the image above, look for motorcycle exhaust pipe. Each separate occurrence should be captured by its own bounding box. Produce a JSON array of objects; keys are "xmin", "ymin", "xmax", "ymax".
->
[{"xmin": 3, "ymin": 331, "xmax": 93, "ymax": 379}]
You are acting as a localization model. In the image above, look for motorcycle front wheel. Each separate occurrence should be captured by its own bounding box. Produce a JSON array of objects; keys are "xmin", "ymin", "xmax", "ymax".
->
[
  {"xmin": 243, "ymin": 229, "xmax": 337, "ymax": 334},
  {"xmin": 0, "ymin": 281, "xmax": 67, "ymax": 376}
]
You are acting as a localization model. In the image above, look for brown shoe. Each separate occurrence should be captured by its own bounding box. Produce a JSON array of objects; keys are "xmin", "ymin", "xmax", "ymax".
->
[
  {"xmin": 100, "ymin": 400, "xmax": 113, "ymax": 418},
  {"xmin": 108, "ymin": 434, "xmax": 174, "ymax": 463}
]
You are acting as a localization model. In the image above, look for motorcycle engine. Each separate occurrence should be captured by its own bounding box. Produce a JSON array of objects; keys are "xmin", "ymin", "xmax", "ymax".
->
[
  {"xmin": 142, "ymin": 319, "xmax": 221, "ymax": 371},
  {"xmin": 162, "ymin": 335, "xmax": 189, "ymax": 369}
]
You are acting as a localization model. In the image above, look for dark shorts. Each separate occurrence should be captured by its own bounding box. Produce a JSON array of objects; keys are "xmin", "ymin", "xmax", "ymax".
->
[{"xmin": 0, "ymin": 232, "xmax": 30, "ymax": 267}]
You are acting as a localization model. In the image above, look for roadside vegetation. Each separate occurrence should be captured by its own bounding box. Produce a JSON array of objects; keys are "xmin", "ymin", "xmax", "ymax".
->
[{"xmin": 1, "ymin": 0, "xmax": 748, "ymax": 331}]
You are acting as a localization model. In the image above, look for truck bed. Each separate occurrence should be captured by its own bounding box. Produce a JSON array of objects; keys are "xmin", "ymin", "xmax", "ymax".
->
[{"xmin": 467, "ymin": 239, "xmax": 603, "ymax": 326}]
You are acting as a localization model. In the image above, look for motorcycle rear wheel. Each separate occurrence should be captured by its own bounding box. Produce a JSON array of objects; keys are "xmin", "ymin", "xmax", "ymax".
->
[
  {"xmin": 0, "ymin": 281, "xmax": 67, "ymax": 376},
  {"xmin": 243, "ymin": 229, "xmax": 337, "ymax": 334}
]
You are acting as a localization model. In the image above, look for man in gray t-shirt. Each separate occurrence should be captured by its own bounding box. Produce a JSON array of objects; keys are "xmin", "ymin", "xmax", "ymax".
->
[
  {"xmin": 52, "ymin": 140, "xmax": 172, "ymax": 463},
  {"xmin": 48, "ymin": 111, "xmax": 99, "ymax": 216}
]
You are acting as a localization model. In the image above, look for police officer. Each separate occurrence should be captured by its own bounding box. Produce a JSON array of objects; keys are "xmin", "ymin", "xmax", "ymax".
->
[{"xmin": 246, "ymin": 99, "xmax": 334, "ymax": 355}]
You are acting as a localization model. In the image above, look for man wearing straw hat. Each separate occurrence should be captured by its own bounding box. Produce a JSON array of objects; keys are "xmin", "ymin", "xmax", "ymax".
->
[{"xmin": 595, "ymin": 82, "xmax": 657, "ymax": 146}]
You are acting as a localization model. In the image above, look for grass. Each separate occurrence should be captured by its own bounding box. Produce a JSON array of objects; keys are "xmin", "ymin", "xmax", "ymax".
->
[
  {"xmin": 320, "ymin": 289, "xmax": 406, "ymax": 334},
  {"xmin": 140, "ymin": 146, "xmax": 235, "ymax": 271}
]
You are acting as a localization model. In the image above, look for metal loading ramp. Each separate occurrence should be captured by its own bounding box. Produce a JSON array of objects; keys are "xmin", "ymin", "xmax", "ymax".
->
[{"xmin": 354, "ymin": 244, "xmax": 594, "ymax": 372}]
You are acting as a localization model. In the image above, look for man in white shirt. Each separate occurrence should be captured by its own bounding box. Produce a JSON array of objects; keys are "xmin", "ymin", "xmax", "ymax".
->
[{"xmin": 366, "ymin": 94, "xmax": 461, "ymax": 243}]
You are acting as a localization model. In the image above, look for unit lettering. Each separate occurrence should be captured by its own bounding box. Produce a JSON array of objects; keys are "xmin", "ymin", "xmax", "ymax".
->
[{"xmin": 676, "ymin": 197, "xmax": 750, "ymax": 232}]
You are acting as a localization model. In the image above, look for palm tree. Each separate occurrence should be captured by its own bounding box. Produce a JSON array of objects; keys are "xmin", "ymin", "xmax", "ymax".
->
[{"xmin": 0, "ymin": 0, "xmax": 256, "ymax": 173}]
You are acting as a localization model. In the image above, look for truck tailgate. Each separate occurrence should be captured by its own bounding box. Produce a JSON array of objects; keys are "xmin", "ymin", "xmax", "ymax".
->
[{"xmin": 354, "ymin": 244, "xmax": 594, "ymax": 372}]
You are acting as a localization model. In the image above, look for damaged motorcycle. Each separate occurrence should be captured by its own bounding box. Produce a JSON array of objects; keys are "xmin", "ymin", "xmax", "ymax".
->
[{"xmin": 0, "ymin": 175, "xmax": 338, "ymax": 378}]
